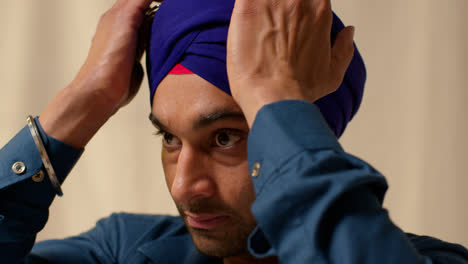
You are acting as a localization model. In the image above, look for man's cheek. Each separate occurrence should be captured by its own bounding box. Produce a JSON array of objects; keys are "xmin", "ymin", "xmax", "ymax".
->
[{"xmin": 161, "ymin": 151, "xmax": 175, "ymax": 191}]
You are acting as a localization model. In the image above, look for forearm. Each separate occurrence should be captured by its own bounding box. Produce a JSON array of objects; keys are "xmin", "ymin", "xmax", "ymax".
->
[
  {"xmin": 246, "ymin": 101, "xmax": 468, "ymax": 263},
  {"xmin": 39, "ymin": 79, "xmax": 118, "ymax": 150},
  {"xmin": 40, "ymin": 0, "xmax": 153, "ymax": 149},
  {"xmin": 251, "ymin": 152, "xmax": 426, "ymax": 263}
]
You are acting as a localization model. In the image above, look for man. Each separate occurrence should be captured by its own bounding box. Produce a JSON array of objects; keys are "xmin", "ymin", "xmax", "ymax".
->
[{"xmin": 0, "ymin": 0, "xmax": 467, "ymax": 263}]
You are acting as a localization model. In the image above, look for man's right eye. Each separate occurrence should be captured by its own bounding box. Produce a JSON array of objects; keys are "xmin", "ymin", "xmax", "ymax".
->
[{"xmin": 162, "ymin": 132, "xmax": 182, "ymax": 147}]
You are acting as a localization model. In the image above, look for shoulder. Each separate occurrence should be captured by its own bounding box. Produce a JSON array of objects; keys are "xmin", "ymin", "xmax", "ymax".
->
[
  {"xmin": 407, "ymin": 233, "xmax": 468, "ymax": 263},
  {"xmin": 61, "ymin": 213, "xmax": 187, "ymax": 257},
  {"xmin": 31, "ymin": 214, "xmax": 189, "ymax": 263}
]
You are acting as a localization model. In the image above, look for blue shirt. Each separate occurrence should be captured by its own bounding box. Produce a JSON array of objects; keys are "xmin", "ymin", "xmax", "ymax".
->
[{"xmin": 0, "ymin": 101, "xmax": 467, "ymax": 263}]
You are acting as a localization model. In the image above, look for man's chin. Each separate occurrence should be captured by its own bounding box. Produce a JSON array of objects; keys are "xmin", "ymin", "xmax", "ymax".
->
[
  {"xmin": 176, "ymin": 207, "xmax": 257, "ymax": 257},
  {"xmin": 188, "ymin": 227, "xmax": 248, "ymax": 258}
]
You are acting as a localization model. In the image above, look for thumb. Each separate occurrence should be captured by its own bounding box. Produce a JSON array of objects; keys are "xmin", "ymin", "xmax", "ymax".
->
[
  {"xmin": 121, "ymin": 62, "xmax": 144, "ymax": 107},
  {"xmin": 330, "ymin": 26, "xmax": 355, "ymax": 84}
]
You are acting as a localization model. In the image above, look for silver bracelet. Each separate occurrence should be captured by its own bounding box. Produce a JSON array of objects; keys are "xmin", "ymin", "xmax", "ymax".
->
[{"xmin": 27, "ymin": 116, "xmax": 63, "ymax": 197}]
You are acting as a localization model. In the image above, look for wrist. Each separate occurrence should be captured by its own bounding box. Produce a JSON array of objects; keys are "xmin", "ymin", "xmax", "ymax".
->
[{"xmin": 232, "ymin": 79, "xmax": 305, "ymax": 128}]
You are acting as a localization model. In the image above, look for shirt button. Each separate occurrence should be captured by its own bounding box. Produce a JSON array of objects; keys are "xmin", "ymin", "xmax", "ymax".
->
[
  {"xmin": 32, "ymin": 170, "xmax": 45, "ymax": 182},
  {"xmin": 12, "ymin": 161, "xmax": 26, "ymax": 175},
  {"xmin": 251, "ymin": 162, "xmax": 261, "ymax": 177}
]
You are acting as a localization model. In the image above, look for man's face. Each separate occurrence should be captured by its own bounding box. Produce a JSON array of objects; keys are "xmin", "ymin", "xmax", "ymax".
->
[{"xmin": 151, "ymin": 74, "xmax": 257, "ymax": 258}]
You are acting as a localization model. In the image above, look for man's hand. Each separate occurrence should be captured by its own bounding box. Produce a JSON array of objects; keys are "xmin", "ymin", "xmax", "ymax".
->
[
  {"xmin": 39, "ymin": 0, "xmax": 155, "ymax": 148},
  {"xmin": 227, "ymin": 0, "xmax": 355, "ymax": 127}
]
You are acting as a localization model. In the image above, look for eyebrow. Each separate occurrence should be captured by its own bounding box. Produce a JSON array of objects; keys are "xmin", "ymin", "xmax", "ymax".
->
[
  {"xmin": 149, "ymin": 113, "xmax": 170, "ymax": 132},
  {"xmin": 149, "ymin": 108, "xmax": 245, "ymax": 132}
]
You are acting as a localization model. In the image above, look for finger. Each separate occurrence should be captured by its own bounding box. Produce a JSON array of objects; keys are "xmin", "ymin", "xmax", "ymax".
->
[
  {"xmin": 122, "ymin": 62, "xmax": 144, "ymax": 107},
  {"xmin": 137, "ymin": 6, "xmax": 156, "ymax": 60},
  {"xmin": 133, "ymin": 0, "xmax": 156, "ymax": 14},
  {"xmin": 112, "ymin": 0, "xmax": 155, "ymax": 24},
  {"xmin": 331, "ymin": 26, "xmax": 355, "ymax": 84},
  {"xmin": 114, "ymin": 0, "xmax": 154, "ymax": 11},
  {"xmin": 307, "ymin": 0, "xmax": 333, "ymax": 42},
  {"xmin": 232, "ymin": 0, "xmax": 264, "ymax": 16},
  {"xmin": 310, "ymin": 0, "xmax": 331, "ymax": 19}
]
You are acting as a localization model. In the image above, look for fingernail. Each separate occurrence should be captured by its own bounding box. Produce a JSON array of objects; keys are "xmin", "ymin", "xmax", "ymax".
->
[{"xmin": 350, "ymin": 26, "xmax": 355, "ymax": 39}]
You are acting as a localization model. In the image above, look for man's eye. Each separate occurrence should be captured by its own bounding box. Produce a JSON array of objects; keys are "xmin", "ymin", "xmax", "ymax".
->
[
  {"xmin": 215, "ymin": 131, "xmax": 241, "ymax": 148},
  {"xmin": 162, "ymin": 132, "xmax": 181, "ymax": 146}
]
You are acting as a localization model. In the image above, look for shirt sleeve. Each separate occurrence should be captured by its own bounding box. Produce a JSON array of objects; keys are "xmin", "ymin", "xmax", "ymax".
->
[
  {"xmin": 246, "ymin": 100, "xmax": 468, "ymax": 264},
  {"xmin": 0, "ymin": 117, "xmax": 83, "ymax": 264}
]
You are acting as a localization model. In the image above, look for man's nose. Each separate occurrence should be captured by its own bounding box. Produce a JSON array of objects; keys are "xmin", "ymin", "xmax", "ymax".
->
[{"xmin": 171, "ymin": 146, "xmax": 217, "ymax": 205}]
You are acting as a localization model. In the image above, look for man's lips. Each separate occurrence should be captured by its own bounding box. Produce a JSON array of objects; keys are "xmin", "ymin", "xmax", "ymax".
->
[{"xmin": 185, "ymin": 212, "xmax": 229, "ymax": 230}]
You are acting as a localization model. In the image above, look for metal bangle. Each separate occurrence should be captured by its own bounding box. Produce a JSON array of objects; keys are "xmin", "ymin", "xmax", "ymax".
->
[{"xmin": 27, "ymin": 116, "xmax": 63, "ymax": 197}]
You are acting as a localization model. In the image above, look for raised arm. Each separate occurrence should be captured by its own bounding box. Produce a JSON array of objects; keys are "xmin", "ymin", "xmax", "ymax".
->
[
  {"xmin": 226, "ymin": 0, "xmax": 468, "ymax": 263},
  {"xmin": 0, "ymin": 1, "xmax": 155, "ymax": 262},
  {"xmin": 39, "ymin": 0, "xmax": 155, "ymax": 149}
]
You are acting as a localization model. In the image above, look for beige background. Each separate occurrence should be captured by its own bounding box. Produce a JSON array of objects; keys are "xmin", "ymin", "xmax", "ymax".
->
[{"xmin": 0, "ymin": 0, "xmax": 467, "ymax": 248}]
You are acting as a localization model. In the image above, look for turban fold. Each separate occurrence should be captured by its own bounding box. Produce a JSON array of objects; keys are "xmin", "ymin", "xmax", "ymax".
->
[{"xmin": 147, "ymin": 0, "xmax": 366, "ymax": 138}]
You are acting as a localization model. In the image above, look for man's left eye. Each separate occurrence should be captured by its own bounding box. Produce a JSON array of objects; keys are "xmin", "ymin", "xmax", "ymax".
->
[{"xmin": 215, "ymin": 131, "xmax": 241, "ymax": 147}]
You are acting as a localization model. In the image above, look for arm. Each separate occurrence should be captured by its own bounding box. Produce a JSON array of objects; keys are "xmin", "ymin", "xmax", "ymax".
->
[
  {"xmin": 227, "ymin": 0, "xmax": 467, "ymax": 262},
  {"xmin": 0, "ymin": 0, "xmax": 154, "ymax": 262},
  {"xmin": 245, "ymin": 100, "xmax": 468, "ymax": 263},
  {"xmin": 0, "ymin": 119, "xmax": 82, "ymax": 263}
]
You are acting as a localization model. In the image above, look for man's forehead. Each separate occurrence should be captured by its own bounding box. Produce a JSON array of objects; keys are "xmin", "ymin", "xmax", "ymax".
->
[
  {"xmin": 151, "ymin": 74, "xmax": 244, "ymax": 128},
  {"xmin": 150, "ymin": 106, "xmax": 245, "ymax": 132},
  {"xmin": 150, "ymin": 74, "xmax": 246, "ymax": 131}
]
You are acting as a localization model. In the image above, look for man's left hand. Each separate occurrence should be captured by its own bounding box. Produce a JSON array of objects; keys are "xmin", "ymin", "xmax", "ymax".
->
[{"xmin": 227, "ymin": 0, "xmax": 355, "ymax": 127}]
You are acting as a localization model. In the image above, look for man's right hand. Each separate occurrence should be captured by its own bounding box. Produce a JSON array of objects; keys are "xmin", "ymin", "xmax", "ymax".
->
[{"xmin": 39, "ymin": 0, "xmax": 155, "ymax": 149}]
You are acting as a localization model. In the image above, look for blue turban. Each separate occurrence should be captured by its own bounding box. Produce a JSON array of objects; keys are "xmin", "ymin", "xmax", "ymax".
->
[{"xmin": 146, "ymin": 0, "xmax": 366, "ymax": 138}]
